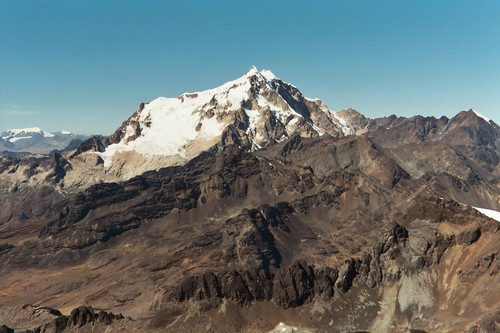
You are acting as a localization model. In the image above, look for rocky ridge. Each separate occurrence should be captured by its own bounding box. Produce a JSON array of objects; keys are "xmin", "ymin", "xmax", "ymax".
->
[{"xmin": 1, "ymin": 305, "xmax": 129, "ymax": 333}]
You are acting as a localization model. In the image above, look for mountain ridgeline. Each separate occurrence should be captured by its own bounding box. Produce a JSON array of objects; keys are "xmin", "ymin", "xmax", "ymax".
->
[
  {"xmin": 0, "ymin": 67, "xmax": 499, "ymax": 333},
  {"xmin": 0, "ymin": 128, "xmax": 89, "ymax": 156}
]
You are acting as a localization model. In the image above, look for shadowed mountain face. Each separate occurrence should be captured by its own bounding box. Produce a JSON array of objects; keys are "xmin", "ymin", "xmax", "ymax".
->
[{"xmin": 0, "ymin": 69, "xmax": 499, "ymax": 333}]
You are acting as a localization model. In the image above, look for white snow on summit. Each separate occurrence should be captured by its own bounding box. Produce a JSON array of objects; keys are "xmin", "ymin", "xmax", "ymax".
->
[
  {"xmin": 2, "ymin": 127, "xmax": 55, "ymax": 142},
  {"xmin": 99, "ymin": 66, "xmax": 338, "ymax": 166},
  {"xmin": 99, "ymin": 69, "xmax": 263, "ymax": 165},
  {"xmin": 100, "ymin": 96, "xmax": 226, "ymax": 165},
  {"xmin": 471, "ymin": 109, "xmax": 491, "ymax": 123},
  {"xmin": 6, "ymin": 127, "xmax": 44, "ymax": 134}
]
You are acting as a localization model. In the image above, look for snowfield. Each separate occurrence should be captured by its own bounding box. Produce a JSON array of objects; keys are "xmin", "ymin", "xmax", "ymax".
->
[
  {"xmin": 473, "ymin": 206, "xmax": 500, "ymax": 223},
  {"xmin": 98, "ymin": 66, "xmax": 343, "ymax": 167}
]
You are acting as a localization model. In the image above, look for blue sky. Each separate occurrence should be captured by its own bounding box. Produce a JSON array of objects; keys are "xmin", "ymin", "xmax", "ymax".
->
[{"xmin": 1, "ymin": 0, "xmax": 499, "ymax": 134}]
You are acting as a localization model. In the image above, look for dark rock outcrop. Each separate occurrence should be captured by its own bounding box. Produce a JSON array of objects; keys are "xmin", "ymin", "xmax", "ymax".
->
[
  {"xmin": 22, "ymin": 306, "xmax": 124, "ymax": 333},
  {"xmin": 104, "ymin": 102, "xmax": 146, "ymax": 146},
  {"xmin": 0, "ymin": 325, "xmax": 14, "ymax": 333},
  {"xmin": 69, "ymin": 136, "xmax": 105, "ymax": 159},
  {"xmin": 170, "ymin": 223, "xmax": 411, "ymax": 309}
]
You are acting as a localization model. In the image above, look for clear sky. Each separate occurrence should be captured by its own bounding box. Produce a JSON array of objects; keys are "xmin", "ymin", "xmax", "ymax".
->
[{"xmin": 1, "ymin": 0, "xmax": 499, "ymax": 135}]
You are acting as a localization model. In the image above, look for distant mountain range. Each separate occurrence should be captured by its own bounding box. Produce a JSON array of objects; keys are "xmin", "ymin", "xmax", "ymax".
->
[
  {"xmin": 0, "ymin": 127, "xmax": 89, "ymax": 155},
  {"xmin": 0, "ymin": 67, "xmax": 499, "ymax": 333}
]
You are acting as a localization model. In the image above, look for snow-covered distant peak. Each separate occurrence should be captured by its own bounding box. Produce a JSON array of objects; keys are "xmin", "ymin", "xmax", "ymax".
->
[
  {"xmin": 1, "ymin": 127, "xmax": 76, "ymax": 143},
  {"xmin": 470, "ymin": 109, "xmax": 491, "ymax": 123},
  {"xmin": 6, "ymin": 127, "xmax": 43, "ymax": 135},
  {"xmin": 1, "ymin": 127, "xmax": 55, "ymax": 142}
]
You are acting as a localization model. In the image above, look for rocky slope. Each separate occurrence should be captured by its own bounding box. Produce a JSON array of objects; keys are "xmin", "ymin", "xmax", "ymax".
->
[{"xmin": 0, "ymin": 68, "xmax": 499, "ymax": 332}]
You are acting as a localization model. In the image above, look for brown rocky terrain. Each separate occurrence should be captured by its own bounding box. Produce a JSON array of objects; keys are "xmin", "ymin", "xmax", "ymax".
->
[{"xmin": 0, "ymin": 69, "xmax": 499, "ymax": 332}]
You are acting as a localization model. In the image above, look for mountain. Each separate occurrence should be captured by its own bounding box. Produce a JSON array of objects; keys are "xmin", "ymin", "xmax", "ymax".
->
[
  {"xmin": 97, "ymin": 66, "xmax": 347, "ymax": 177},
  {"xmin": 0, "ymin": 67, "xmax": 353, "ymax": 191},
  {"xmin": 0, "ymin": 127, "xmax": 89, "ymax": 155},
  {"xmin": 0, "ymin": 67, "xmax": 499, "ymax": 333}
]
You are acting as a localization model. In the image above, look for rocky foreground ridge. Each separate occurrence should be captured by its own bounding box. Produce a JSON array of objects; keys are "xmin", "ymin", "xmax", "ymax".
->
[{"xmin": 0, "ymin": 68, "xmax": 499, "ymax": 332}]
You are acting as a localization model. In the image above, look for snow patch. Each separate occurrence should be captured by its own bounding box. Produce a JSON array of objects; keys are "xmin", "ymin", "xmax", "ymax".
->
[
  {"xmin": 245, "ymin": 109, "xmax": 260, "ymax": 134},
  {"xmin": 471, "ymin": 109, "xmax": 491, "ymax": 123},
  {"xmin": 331, "ymin": 111, "xmax": 354, "ymax": 135},
  {"xmin": 42, "ymin": 131, "xmax": 54, "ymax": 138},
  {"xmin": 304, "ymin": 97, "xmax": 321, "ymax": 102},
  {"xmin": 473, "ymin": 206, "xmax": 500, "ymax": 223},
  {"xmin": 8, "ymin": 136, "xmax": 32, "ymax": 143},
  {"xmin": 269, "ymin": 322, "xmax": 305, "ymax": 333},
  {"xmin": 260, "ymin": 69, "xmax": 277, "ymax": 81},
  {"xmin": 311, "ymin": 123, "xmax": 325, "ymax": 136}
]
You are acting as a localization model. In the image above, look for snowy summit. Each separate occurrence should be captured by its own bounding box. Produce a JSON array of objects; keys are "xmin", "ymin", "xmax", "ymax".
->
[
  {"xmin": 99, "ymin": 66, "xmax": 352, "ymax": 167},
  {"xmin": 1, "ymin": 127, "xmax": 55, "ymax": 142},
  {"xmin": 0, "ymin": 127, "xmax": 87, "ymax": 155}
]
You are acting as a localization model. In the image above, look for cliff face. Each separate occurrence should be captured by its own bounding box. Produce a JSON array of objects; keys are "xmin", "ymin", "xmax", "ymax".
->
[{"xmin": 1, "ymin": 305, "xmax": 131, "ymax": 333}]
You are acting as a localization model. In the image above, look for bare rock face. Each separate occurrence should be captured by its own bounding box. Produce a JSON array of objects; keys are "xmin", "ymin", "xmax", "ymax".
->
[
  {"xmin": 365, "ymin": 110, "xmax": 500, "ymax": 181},
  {"xmin": 69, "ymin": 136, "xmax": 105, "ymax": 158},
  {"xmin": 468, "ymin": 311, "xmax": 500, "ymax": 333},
  {"xmin": 0, "ymin": 305, "xmax": 127, "ymax": 333},
  {"xmin": 105, "ymin": 102, "xmax": 147, "ymax": 146},
  {"xmin": 21, "ymin": 306, "xmax": 125, "ymax": 333}
]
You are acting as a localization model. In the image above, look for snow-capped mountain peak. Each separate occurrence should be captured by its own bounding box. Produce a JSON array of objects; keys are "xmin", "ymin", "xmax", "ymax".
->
[
  {"xmin": 0, "ymin": 127, "xmax": 88, "ymax": 155},
  {"xmin": 244, "ymin": 65, "xmax": 276, "ymax": 82},
  {"xmin": 6, "ymin": 127, "xmax": 44, "ymax": 134},
  {"xmin": 245, "ymin": 65, "xmax": 259, "ymax": 76},
  {"xmin": 1, "ymin": 127, "xmax": 55, "ymax": 142},
  {"xmin": 99, "ymin": 67, "xmax": 350, "ymax": 168}
]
